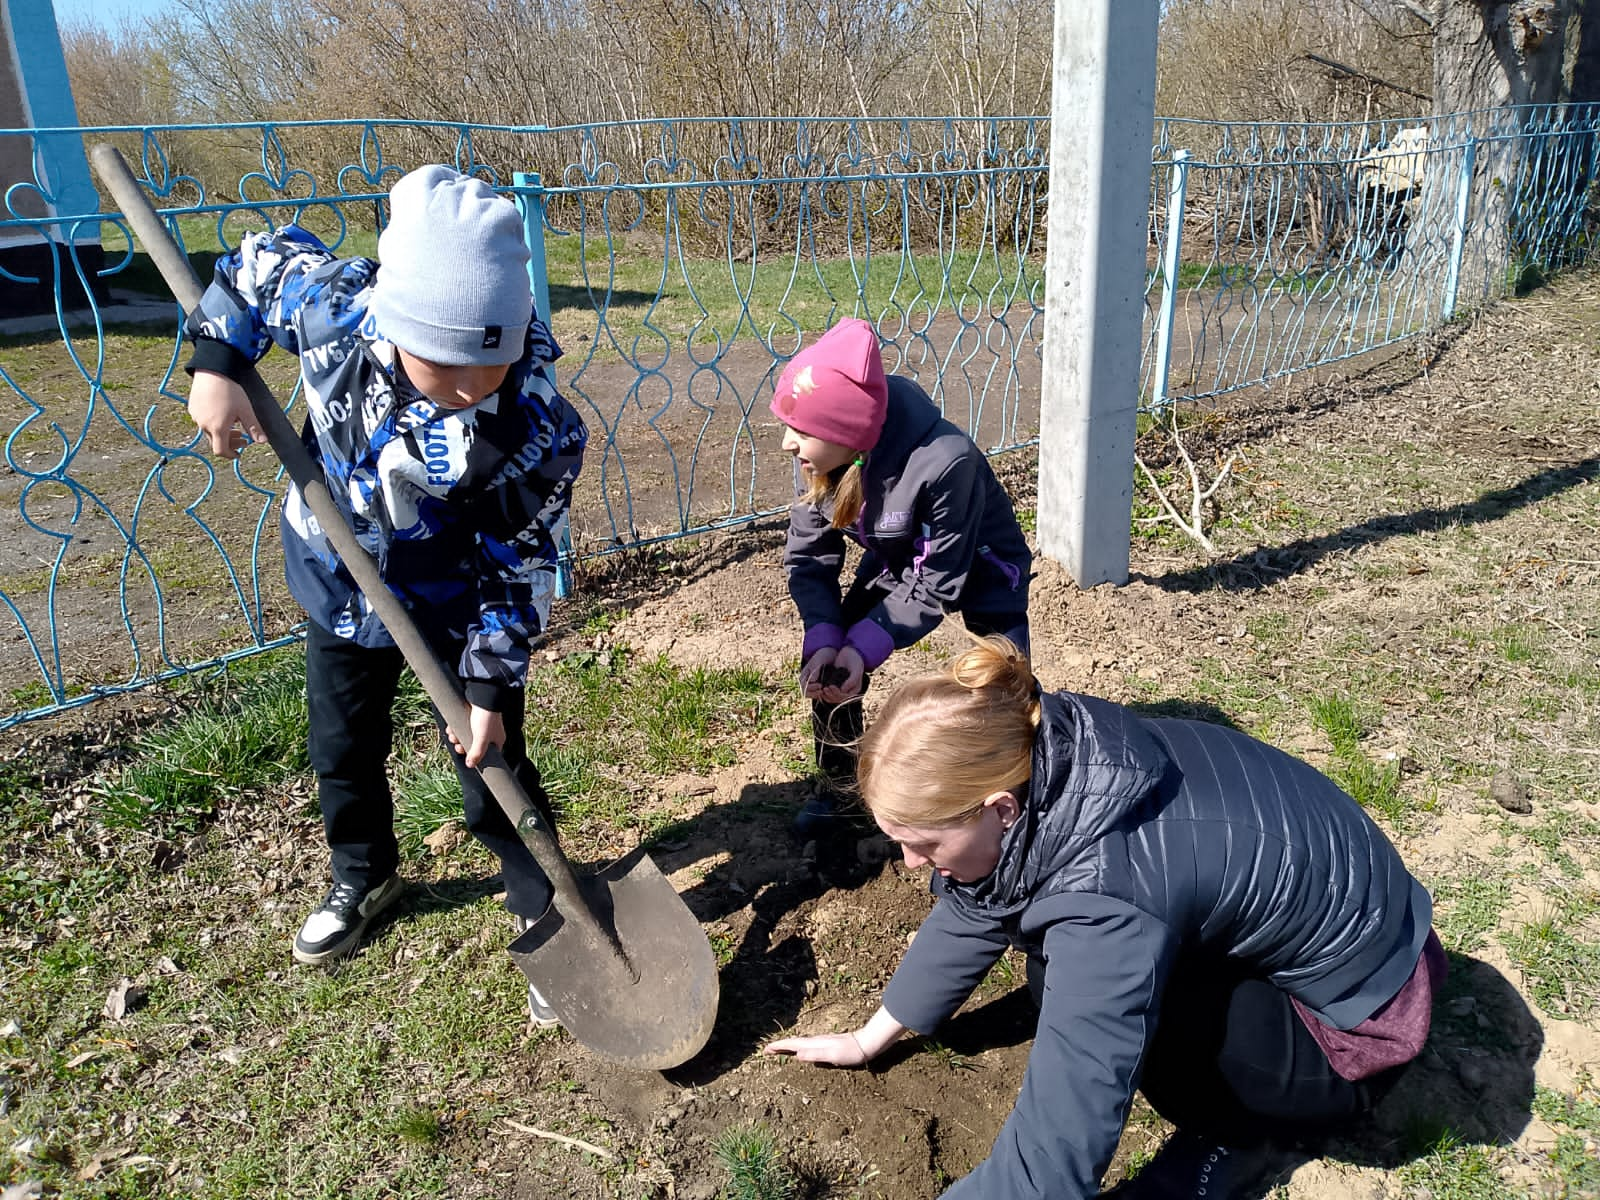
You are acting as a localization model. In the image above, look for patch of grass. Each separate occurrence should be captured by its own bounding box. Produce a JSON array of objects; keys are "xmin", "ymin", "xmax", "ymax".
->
[
  {"xmin": 4, "ymin": 871, "xmax": 510, "ymax": 1197},
  {"xmin": 392, "ymin": 1105, "xmax": 445, "ymax": 1146},
  {"xmin": 393, "ymin": 750, "xmax": 468, "ymax": 855},
  {"xmin": 1397, "ymin": 1130, "xmax": 1513, "ymax": 1199},
  {"xmin": 1307, "ymin": 693, "xmax": 1366, "ymax": 752},
  {"xmin": 981, "ymin": 950, "xmax": 1020, "ymax": 994},
  {"xmin": 96, "ymin": 650, "xmax": 309, "ymax": 831},
  {"xmin": 1492, "ymin": 622, "xmax": 1540, "ymax": 664},
  {"xmin": 1306, "ymin": 692, "xmax": 1409, "ymax": 827},
  {"xmin": 1516, "ymin": 808, "xmax": 1600, "ymax": 879},
  {"xmin": 629, "ymin": 658, "xmax": 771, "ymax": 773},
  {"xmin": 1532, "ymin": 1082, "xmax": 1600, "ymax": 1134},
  {"xmin": 540, "ymin": 231, "xmax": 1044, "ymax": 364},
  {"xmin": 1432, "ymin": 876, "xmax": 1512, "ymax": 954},
  {"xmin": 1548, "ymin": 1133, "xmax": 1600, "ymax": 1197},
  {"xmin": 1497, "ymin": 908, "xmax": 1600, "ymax": 1017},
  {"xmin": 0, "ymin": 860, "xmax": 127, "ymax": 935},
  {"xmin": 6, "ymin": 680, "xmax": 54, "ymax": 709},
  {"xmin": 1244, "ymin": 612, "xmax": 1291, "ymax": 643},
  {"xmin": 580, "ymin": 605, "xmax": 621, "ymax": 638},
  {"xmin": 713, "ymin": 1122, "xmax": 798, "ymax": 1200}
]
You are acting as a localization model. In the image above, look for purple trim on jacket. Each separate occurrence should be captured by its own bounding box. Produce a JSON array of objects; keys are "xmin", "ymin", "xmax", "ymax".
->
[
  {"xmin": 980, "ymin": 545, "xmax": 1023, "ymax": 592},
  {"xmin": 911, "ymin": 533, "xmax": 931, "ymax": 577},
  {"xmin": 801, "ymin": 623, "xmax": 847, "ymax": 662},
  {"xmin": 844, "ymin": 618, "xmax": 896, "ymax": 670}
]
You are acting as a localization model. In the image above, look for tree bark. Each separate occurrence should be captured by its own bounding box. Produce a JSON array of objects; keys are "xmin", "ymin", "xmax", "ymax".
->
[
  {"xmin": 1432, "ymin": 0, "xmax": 1572, "ymax": 112},
  {"xmin": 1426, "ymin": 1, "xmax": 1583, "ymax": 305}
]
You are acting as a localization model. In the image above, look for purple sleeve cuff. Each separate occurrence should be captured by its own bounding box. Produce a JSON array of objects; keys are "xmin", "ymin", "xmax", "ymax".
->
[
  {"xmin": 845, "ymin": 618, "xmax": 895, "ymax": 671},
  {"xmin": 801, "ymin": 623, "xmax": 847, "ymax": 662}
]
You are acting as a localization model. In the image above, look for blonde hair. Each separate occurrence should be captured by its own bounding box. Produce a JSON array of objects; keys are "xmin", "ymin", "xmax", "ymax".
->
[
  {"xmin": 857, "ymin": 636, "xmax": 1040, "ymax": 828},
  {"xmin": 802, "ymin": 455, "xmax": 867, "ymax": 529}
]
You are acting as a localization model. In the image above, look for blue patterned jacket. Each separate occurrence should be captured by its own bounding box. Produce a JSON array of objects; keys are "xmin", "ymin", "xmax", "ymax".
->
[{"xmin": 184, "ymin": 225, "xmax": 588, "ymax": 710}]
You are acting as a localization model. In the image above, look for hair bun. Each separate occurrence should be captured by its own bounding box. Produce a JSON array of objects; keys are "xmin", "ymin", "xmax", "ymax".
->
[{"xmin": 952, "ymin": 635, "xmax": 1035, "ymax": 701}]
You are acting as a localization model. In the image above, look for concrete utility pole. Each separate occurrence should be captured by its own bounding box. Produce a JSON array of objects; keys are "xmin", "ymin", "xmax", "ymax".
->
[{"xmin": 1036, "ymin": 0, "xmax": 1160, "ymax": 587}]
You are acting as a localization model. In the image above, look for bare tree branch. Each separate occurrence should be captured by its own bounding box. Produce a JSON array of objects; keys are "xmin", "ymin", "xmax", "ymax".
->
[
  {"xmin": 1392, "ymin": 0, "xmax": 1438, "ymax": 26},
  {"xmin": 1134, "ymin": 412, "xmax": 1238, "ymax": 556},
  {"xmin": 1302, "ymin": 52, "xmax": 1434, "ymax": 101}
]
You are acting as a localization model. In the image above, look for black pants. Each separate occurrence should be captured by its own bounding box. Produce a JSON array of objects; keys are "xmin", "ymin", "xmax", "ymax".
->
[
  {"xmin": 811, "ymin": 579, "xmax": 1031, "ymax": 792},
  {"xmin": 304, "ymin": 619, "xmax": 558, "ymax": 920},
  {"xmin": 1025, "ymin": 953, "xmax": 1405, "ymax": 1146}
]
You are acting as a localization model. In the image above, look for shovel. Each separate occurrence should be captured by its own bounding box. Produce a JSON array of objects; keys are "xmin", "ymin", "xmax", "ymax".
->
[{"xmin": 91, "ymin": 145, "xmax": 718, "ymax": 1070}]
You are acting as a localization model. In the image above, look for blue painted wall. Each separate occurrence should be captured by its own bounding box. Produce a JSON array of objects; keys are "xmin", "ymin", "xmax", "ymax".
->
[{"xmin": 5, "ymin": 0, "xmax": 100, "ymax": 235}]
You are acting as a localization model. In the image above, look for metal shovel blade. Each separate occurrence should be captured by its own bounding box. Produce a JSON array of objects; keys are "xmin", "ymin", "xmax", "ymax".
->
[{"xmin": 510, "ymin": 846, "xmax": 718, "ymax": 1071}]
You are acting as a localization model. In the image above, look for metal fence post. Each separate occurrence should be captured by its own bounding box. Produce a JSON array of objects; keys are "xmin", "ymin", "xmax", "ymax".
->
[
  {"xmin": 1442, "ymin": 139, "xmax": 1477, "ymax": 320},
  {"xmin": 513, "ymin": 171, "xmax": 573, "ymax": 600},
  {"xmin": 1152, "ymin": 149, "xmax": 1190, "ymax": 410}
]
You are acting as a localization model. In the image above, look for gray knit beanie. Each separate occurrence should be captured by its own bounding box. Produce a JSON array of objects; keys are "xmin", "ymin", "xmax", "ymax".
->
[{"xmin": 369, "ymin": 165, "xmax": 532, "ymax": 367}]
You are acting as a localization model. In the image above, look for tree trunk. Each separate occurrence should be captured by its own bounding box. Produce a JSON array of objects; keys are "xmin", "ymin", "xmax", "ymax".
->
[
  {"xmin": 1428, "ymin": 1, "xmax": 1583, "ymax": 305},
  {"xmin": 1433, "ymin": 0, "xmax": 1573, "ymax": 111}
]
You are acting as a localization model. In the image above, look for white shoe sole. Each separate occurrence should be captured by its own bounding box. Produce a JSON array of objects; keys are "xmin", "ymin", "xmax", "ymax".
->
[{"xmin": 292, "ymin": 877, "xmax": 405, "ymax": 965}]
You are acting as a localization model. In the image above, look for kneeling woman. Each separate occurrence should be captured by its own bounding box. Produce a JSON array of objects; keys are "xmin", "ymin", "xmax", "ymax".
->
[{"xmin": 766, "ymin": 640, "xmax": 1444, "ymax": 1199}]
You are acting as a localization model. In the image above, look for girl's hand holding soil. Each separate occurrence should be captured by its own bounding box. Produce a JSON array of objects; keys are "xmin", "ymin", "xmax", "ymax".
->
[
  {"xmin": 819, "ymin": 647, "xmax": 865, "ymax": 703},
  {"xmin": 799, "ymin": 650, "xmax": 865, "ymax": 703},
  {"xmin": 798, "ymin": 647, "xmax": 840, "ymax": 699}
]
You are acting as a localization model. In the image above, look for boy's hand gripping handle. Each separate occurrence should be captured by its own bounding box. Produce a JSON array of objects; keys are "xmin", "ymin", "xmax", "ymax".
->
[{"xmin": 89, "ymin": 145, "xmax": 626, "ymax": 967}]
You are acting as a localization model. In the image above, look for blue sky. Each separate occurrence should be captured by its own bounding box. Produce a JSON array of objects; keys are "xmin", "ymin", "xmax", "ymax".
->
[{"xmin": 51, "ymin": 0, "xmax": 175, "ymax": 30}]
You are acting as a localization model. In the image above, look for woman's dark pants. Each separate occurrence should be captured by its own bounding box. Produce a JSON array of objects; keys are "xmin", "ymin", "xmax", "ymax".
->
[{"xmin": 1025, "ymin": 953, "xmax": 1407, "ymax": 1146}]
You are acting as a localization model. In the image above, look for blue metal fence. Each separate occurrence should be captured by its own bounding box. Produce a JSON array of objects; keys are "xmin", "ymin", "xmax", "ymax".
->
[
  {"xmin": 1141, "ymin": 105, "xmax": 1600, "ymax": 406},
  {"xmin": 0, "ymin": 108, "xmax": 1595, "ymax": 725}
]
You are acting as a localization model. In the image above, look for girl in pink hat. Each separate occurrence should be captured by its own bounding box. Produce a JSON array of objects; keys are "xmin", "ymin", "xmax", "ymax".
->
[{"xmin": 771, "ymin": 318, "xmax": 1032, "ymax": 834}]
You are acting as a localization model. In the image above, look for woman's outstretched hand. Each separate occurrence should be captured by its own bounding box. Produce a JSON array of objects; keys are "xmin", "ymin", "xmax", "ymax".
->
[
  {"xmin": 764, "ymin": 1007, "xmax": 906, "ymax": 1068},
  {"xmin": 764, "ymin": 1031, "xmax": 871, "ymax": 1067}
]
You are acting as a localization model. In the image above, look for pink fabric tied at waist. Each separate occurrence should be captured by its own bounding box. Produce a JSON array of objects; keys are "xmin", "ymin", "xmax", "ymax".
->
[{"xmin": 1292, "ymin": 928, "xmax": 1449, "ymax": 1082}]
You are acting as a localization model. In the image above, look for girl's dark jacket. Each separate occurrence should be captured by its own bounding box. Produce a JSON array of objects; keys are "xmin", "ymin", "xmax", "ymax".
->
[
  {"xmin": 783, "ymin": 376, "xmax": 1031, "ymax": 669},
  {"xmin": 881, "ymin": 689, "xmax": 1433, "ymax": 1200}
]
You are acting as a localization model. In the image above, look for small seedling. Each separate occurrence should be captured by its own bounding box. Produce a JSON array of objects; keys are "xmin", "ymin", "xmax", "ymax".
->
[
  {"xmin": 391, "ymin": 1105, "xmax": 443, "ymax": 1146},
  {"xmin": 713, "ymin": 1122, "xmax": 797, "ymax": 1200},
  {"xmin": 923, "ymin": 1041, "xmax": 976, "ymax": 1073}
]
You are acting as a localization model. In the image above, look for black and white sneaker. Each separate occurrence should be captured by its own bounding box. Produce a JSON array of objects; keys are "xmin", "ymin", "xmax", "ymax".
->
[
  {"xmin": 292, "ymin": 875, "xmax": 405, "ymax": 965},
  {"xmin": 512, "ymin": 915, "xmax": 561, "ymax": 1029}
]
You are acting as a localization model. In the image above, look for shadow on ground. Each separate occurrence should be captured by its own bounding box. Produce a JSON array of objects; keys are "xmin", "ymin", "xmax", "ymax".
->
[
  {"xmin": 633, "ymin": 780, "xmax": 892, "ymax": 1084},
  {"xmin": 1145, "ymin": 457, "xmax": 1600, "ymax": 595},
  {"xmin": 1221, "ymin": 952, "xmax": 1544, "ymax": 1198}
]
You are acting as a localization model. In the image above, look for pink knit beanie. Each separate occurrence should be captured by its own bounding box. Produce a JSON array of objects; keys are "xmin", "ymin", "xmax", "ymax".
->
[{"xmin": 770, "ymin": 319, "xmax": 889, "ymax": 452}]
